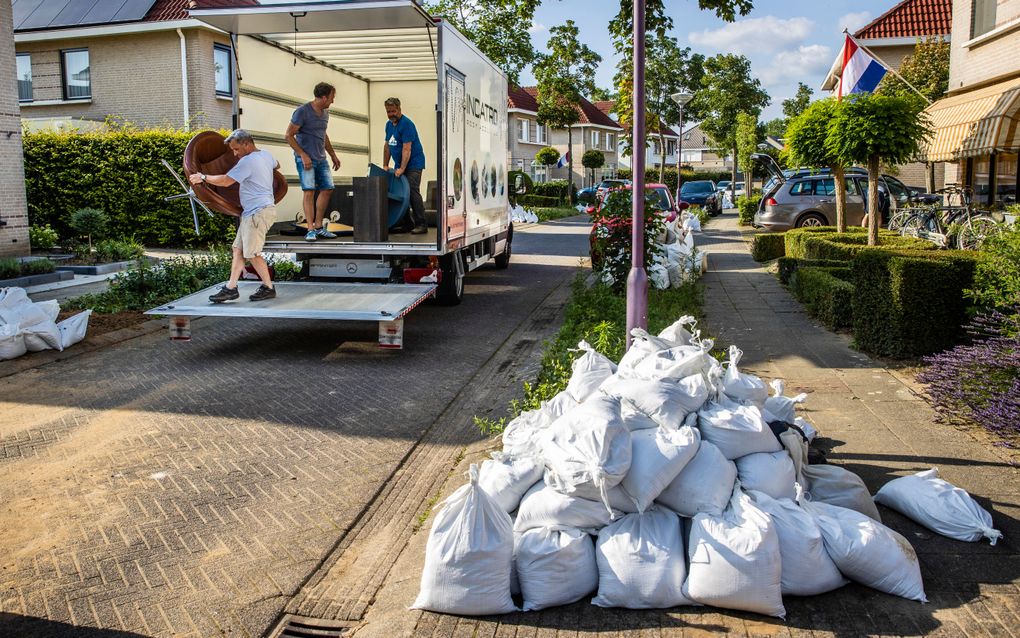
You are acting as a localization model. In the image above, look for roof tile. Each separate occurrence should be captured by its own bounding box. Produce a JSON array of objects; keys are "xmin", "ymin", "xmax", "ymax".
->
[
  {"xmin": 854, "ymin": 0, "xmax": 952, "ymax": 40},
  {"xmin": 145, "ymin": 0, "xmax": 259, "ymax": 23},
  {"xmin": 508, "ymin": 86, "xmax": 622, "ymax": 129}
]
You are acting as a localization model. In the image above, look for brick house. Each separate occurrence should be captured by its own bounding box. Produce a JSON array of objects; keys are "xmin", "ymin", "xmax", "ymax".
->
[
  {"xmin": 507, "ymin": 86, "xmax": 622, "ymax": 186},
  {"xmin": 676, "ymin": 123, "xmax": 733, "ymax": 172},
  {"xmin": 2, "ymin": 0, "xmax": 29, "ymax": 258},
  {"xmin": 12, "ymin": 0, "xmax": 253, "ymax": 131},
  {"xmin": 922, "ymin": 0, "xmax": 1020, "ymax": 206}
]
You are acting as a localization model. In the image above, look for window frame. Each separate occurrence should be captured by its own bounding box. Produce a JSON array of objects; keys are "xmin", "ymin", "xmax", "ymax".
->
[
  {"xmin": 214, "ymin": 43, "xmax": 233, "ymax": 97},
  {"xmin": 535, "ymin": 122, "xmax": 546, "ymax": 144},
  {"xmin": 518, "ymin": 119, "xmax": 530, "ymax": 142},
  {"xmin": 16, "ymin": 53, "xmax": 32, "ymax": 103},
  {"xmin": 591, "ymin": 130, "xmax": 600, "ymax": 148},
  {"xmin": 605, "ymin": 133, "xmax": 614, "ymax": 150},
  {"xmin": 971, "ymin": 0, "xmax": 998, "ymax": 38},
  {"xmin": 61, "ymin": 48, "xmax": 91, "ymax": 101}
]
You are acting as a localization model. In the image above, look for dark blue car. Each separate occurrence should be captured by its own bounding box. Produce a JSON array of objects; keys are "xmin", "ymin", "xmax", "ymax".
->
[{"xmin": 679, "ymin": 180, "xmax": 722, "ymax": 216}]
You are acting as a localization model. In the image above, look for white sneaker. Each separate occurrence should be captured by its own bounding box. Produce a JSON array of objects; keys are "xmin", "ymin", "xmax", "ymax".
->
[{"xmin": 304, "ymin": 230, "xmax": 317, "ymax": 242}]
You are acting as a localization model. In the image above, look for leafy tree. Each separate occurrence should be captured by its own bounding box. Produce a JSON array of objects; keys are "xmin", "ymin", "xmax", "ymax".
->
[
  {"xmin": 534, "ymin": 20, "xmax": 601, "ymax": 205},
  {"xmin": 691, "ymin": 54, "xmax": 770, "ymax": 202},
  {"xmin": 645, "ymin": 37, "xmax": 705, "ymax": 182},
  {"xmin": 785, "ymin": 98, "xmax": 850, "ymax": 231},
  {"xmin": 424, "ymin": 0, "xmax": 540, "ymax": 85},
  {"xmin": 735, "ymin": 112, "xmax": 758, "ymax": 194},
  {"xmin": 827, "ymin": 93, "xmax": 932, "ymax": 245},
  {"xmin": 70, "ymin": 207, "xmax": 109, "ymax": 256},
  {"xmin": 582, "ymin": 149, "xmax": 606, "ymax": 185},
  {"xmin": 763, "ymin": 117, "xmax": 787, "ymax": 139},
  {"xmin": 589, "ymin": 87, "xmax": 618, "ymax": 102},
  {"xmin": 782, "ymin": 82, "xmax": 814, "ymax": 120},
  {"xmin": 878, "ymin": 36, "xmax": 950, "ymax": 105},
  {"xmin": 535, "ymin": 146, "xmax": 560, "ymax": 167}
]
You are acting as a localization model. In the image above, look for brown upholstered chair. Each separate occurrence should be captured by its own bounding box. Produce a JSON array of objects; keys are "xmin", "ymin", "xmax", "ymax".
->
[{"xmin": 182, "ymin": 131, "xmax": 288, "ymax": 217}]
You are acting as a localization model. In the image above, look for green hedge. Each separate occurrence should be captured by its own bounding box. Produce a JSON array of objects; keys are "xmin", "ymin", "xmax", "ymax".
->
[
  {"xmin": 777, "ymin": 257, "xmax": 848, "ymax": 284},
  {"xmin": 791, "ymin": 266, "xmax": 854, "ymax": 330},
  {"xmin": 23, "ymin": 128, "xmax": 236, "ymax": 248},
  {"xmin": 737, "ymin": 194, "xmax": 762, "ymax": 226},
  {"xmin": 852, "ymin": 249, "xmax": 980, "ymax": 358},
  {"xmin": 784, "ymin": 227, "xmax": 932, "ymax": 261},
  {"xmin": 751, "ymin": 233, "xmax": 786, "ymax": 262},
  {"xmin": 531, "ymin": 179, "xmax": 577, "ymax": 202},
  {"xmin": 616, "ymin": 167, "xmax": 733, "ymax": 192},
  {"xmin": 520, "ymin": 194, "xmax": 562, "ymax": 208}
]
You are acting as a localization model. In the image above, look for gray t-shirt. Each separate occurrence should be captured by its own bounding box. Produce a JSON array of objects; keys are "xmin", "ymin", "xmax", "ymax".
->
[
  {"xmin": 291, "ymin": 102, "xmax": 329, "ymax": 161},
  {"xmin": 227, "ymin": 149, "xmax": 276, "ymax": 217}
]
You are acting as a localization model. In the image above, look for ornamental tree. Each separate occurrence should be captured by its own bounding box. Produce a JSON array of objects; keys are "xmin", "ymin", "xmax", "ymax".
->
[
  {"xmin": 535, "ymin": 146, "xmax": 560, "ymax": 168},
  {"xmin": 582, "ymin": 149, "xmax": 606, "ymax": 186},
  {"xmin": 785, "ymin": 98, "xmax": 850, "ymax": 231}
]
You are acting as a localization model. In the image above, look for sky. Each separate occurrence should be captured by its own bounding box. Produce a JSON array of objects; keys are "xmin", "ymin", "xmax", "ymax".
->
[{"xmin": 518, "ymin": 0, "xmax": 900, "ymax": 121}]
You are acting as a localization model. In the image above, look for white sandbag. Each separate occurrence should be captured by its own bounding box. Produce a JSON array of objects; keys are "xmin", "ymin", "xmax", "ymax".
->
[
  {"xmin": 0, "ymin": 289, "xmax": 48, "ymax": 329},
  {"xmin": 748, "ymin": 489, "xmax": 847, "ymax": 596},
  {"xmin": 0, "ymin": 323, "xmax": 27, "ymax": 361},
  {"xmin": 516, "ymin": 527, "xmax": 598, "ymax": 611},
  {"xmin": 477, "ymin": 453, "xmax": 544, "ymax": 514},
  {"xmin": 412, "ymin": 464, "xmax": 517, "ymax": 615},
  {"xmin": 621, "ymin": 426, "xmax": 700, "ymax": 512},
  {"xmin": 681, "ymin": 211, "xmax": 702, "ymax": 232},
  {"xmin": 515, "ymin": 481, "xmax": 623, "ymax": 532},
  {"xmin": 542, "ymin": 395, "xmax": 631, "ymax": 512},
  {"xmin": 802, "ymin": 498, "xmax": 927, "ymax": 602},
  {"xmin": 592, "ymin": 506, "xmax": 693, "ymax": 609},
  {"xmin": 794, "ymin": 416, "xmax": 818, "ymax": 442},
  {"xmin": 721, "ymin": 346, "xmax": 768, "ymax": 407},
  {"xmin": 874, "ymin": 468, "xmax": 1001, "ymax": 545},
  {"xmin": 565, "ymin": 340, "xmax": 617, "ymax": 403},
  {"xmin": 697, "ymin": 399, "xmax": 782, "ymax": 460},
  {"xmin": 684, "ymin": 487, "xmax": 785, "ymax": 618},
  {"xmin": 763, "ymin": 379, "xmax": 807, "ymax": 424},
  {"xmin": 735, "ymin": 451, "xmax": 797, "ymax": 501},
  {"xmin": 648, "ymin": 263, "xmax": 669, "ymax": 290},
  {"xmin": 57, "ymin": 309, "xmax": 92, "ymax": 349},
  {"xmin": 619, "ymin": 400, "xmax": 659, "ymax": 432},
  {"xmin": 623, "ymin": 344, "xmax": 714, "ymax": 382},
  {"xmin": 804, "ymin": 464, "xmax": 882, "ymax": 522},
  {"xmin": 501, "ymin": 390, "xmax": 578, "ymax": 457},
  {"xmin": 598, "ymin": 373, "xmax": 708, "ymax": 430},
  {"xmin": 36, "ymin": 299, "xmax": 60, "ymax": 322},
  {"xmin": 656, "ymin": 440, "xmax": 737, "ymax": 517},
  {"xmin": 21, "ymin": 320, "xmax": 62, "ymax": 352}
]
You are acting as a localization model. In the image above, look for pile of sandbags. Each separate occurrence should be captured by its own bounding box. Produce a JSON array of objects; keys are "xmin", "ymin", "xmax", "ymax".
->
[
  {"xmin": 0, "ymin": 287, "xmax": 91, "ymax": 361},
  {"xmin": 509, "ymin": 204, "xmax": 539, "ymax": 224},
  {"xmin": 415, "ymin": 315, "xmax": 1000, "ymax": 618},
  {"xmin": 600, "ymin": 215, "xmax": 704, "ymax": 291}
]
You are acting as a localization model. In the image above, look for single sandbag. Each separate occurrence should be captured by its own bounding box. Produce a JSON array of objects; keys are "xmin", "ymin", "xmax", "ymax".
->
[
  {"xmin": 0, "ymin": 323, "xmax": 27, "ymax": 361},
  {"xmin": 21, "ymin": 320, "xmax": 62, "ymax": 352},
  {"xmin": 0, "ymin": 287, "xmax": 46, "ymax": 328},
  {"xmin": 748, "ymin": 489, "xmax": 847, "ymax": 596},
  {"xmin": 684, "ymin": 487, "xmax": 785, "ymax": 619},
  {"xmin": 804, "ymin": 464, "xmax": 882, "ymax": 522},
  {"xmin": 515, "ymin": 481, "xmax": 623, "ymax": 533},
  {"xmin": 477, "ymin": 453, "xmax": 544, "ymax": 514},
  {"xmin": 565, "ymin": 340, "xmax": 617, "ymax": 403},
  {"xmin": 592, "ymin": 506, "xmax": 694, "ymax": 609},
  {"xmin": 721, "ymin": 346, "xmax": 768, "ymax": 407},
  {"xmin": 697, "ymin": 399, "xmax": 782, "ymax": 460},
  {"xmin": 763, "ymin": 379, "xmax": 807, "ymax": 423},
  {"xmin": 501, "ymin": 390, "xmax": 578, "ymax": 457},
  {"xmin": 621, "ymin": 426, "xmax": 700, "ymax": 512},
  {"xmin": 656, "ymin": 440, "xmax": 737, "ymax": 517},
  {"xmin": 515, "ymin": 526, "xmax": 598, "ymax": 611},
  {"xmin": 874, "ymin": 468, "xmax": 1001, "ymax": 545},
  {"xmin": 599, "ymin": 374, "xmax": 708, "ymax": 429},
  {"xmin": 802, "ymin": 498, "xmax": 927, "ymax": 602},
  {"xmin": 57, "ymin": 309, "xmax": 92, "ymax": 349},
  {"xmin": 657, "ymin": 315, "xmax": 697, "ymax": 347},
  {"xmin": 735, "ymin": 451, "xmax": 797, "ymax": 501},
  {"xmin": 413, "ymin": 464, "xmax": 517, "ymax": 615}
]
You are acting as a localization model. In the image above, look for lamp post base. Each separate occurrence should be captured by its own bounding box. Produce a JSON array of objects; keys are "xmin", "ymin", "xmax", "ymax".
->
[{"xmin": 626, "ymin": 266, "xmax": 648, "ymax": 348}]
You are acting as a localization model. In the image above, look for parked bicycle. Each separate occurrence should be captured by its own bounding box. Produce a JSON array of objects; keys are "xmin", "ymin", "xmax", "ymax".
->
[{"xmin": 894, "ymin": 184, "xmax": 1000, "ymax": 250}]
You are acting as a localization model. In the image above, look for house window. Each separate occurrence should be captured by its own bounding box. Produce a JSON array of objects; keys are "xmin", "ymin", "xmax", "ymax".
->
[
  {"xmin": 538, "ymin": 123, "xmax": 548, "ymax": 144},
  {"xmin": 667, "ymin": 140, "xmax": 676, "ymax": 156},
  {"xmin": 591, "ymin": 130, "xmax": 600, "ymax": 148},
  {"xmin": 61, "ymin": 49, "xmax": 90, "ymax": 100},
  {"xmin": 16, "ymin": 54, "xmax": 32, "ymax": 102},
  {"xmin": 214, "ymin": 44, "xmax": 232, "ymax": 97},
  {"xmin": 605, "ymin": 133, "xmax": 614, "ymax": 150},
  {"xmin": 971, "ymin": 0, "xmax": 997, "ymax": 38},
  {"xmin": 518, "ymin": 119, "xmax": 530, "ymax": 142}
]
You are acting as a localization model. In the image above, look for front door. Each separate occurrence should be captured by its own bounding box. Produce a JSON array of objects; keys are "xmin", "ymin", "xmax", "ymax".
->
[{"xmin": 445, "ymin": 66, "xmax": 467, "ymax": 241}]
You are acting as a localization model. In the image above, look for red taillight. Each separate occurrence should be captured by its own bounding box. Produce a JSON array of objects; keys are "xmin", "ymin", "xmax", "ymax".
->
[
  {"xmin": 586, "ymin": 205, "xmax": 595, "ymax": 213},
  {"xmin": 766, "ymin": 197, "xmax": 778, "ymax": 207}
]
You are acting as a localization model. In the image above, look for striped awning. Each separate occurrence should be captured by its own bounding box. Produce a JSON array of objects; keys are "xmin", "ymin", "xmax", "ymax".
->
[{"xmin": 922, "ymin": 77, "xmax": 1020, "ymax": 161}]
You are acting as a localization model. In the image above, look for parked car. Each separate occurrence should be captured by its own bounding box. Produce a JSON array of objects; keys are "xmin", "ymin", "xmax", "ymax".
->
[
  {"xmin": 679, "ymin": 180, "xmax": 722, "ymax": 215},
  {"xmin": 595, "ymin": 178, "xmax": 632, "ymax": 200},
  {"xmin": 716, "ymin": 180, "xmax": 731, "ymax": 193},
  {"xmin": 751, "ymin": 153, "xmax": 900, "ymax": 231},
  {"xmin": 577, "ymin": 186, "xmax": 598, "ymax": 205},
  {"xmin": 589, "ymin": 183, "xmax": 689, "ymax": 268},
  {"xmin": 731, "ymin": 181, "xmax": 746, "ymax": 198}
]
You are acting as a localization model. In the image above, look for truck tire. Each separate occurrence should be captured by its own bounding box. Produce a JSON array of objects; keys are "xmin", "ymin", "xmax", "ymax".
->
[
  {"xmin": 494, "ymin": 224, "xmax": 513, "ymax": 269},
  {"xmin": 437, "ymin": 250, "xmax": 465, "ymax": 306}
]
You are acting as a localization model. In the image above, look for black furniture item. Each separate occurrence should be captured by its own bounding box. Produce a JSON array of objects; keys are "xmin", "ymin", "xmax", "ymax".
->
[
  {"xmin": 425, "ymin": 180, "xmax": 439, "ymax": 228},
  {"xmin": 329, "ymin": 183, "xmax": 356, "ymax": 226},
  {"xmin": 353, "ymin": 176, "xmax": 389, "ymax": 242}
]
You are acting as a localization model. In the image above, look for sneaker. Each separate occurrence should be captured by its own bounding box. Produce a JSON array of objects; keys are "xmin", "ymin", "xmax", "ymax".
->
[
  {"xmin": 305, "ymin": 230, "xmax": 317, "ymax": 242},
  {"xmin": 317, "ymin": 226, "xmax": 337, "ymax": 239},
  {"xmin": 249, "ymin": 284, "xmax": 277, "ymax": 302},
  {"xmin": 209, "ymin": 285, "xmax": 239, "ymax": 303},
  {"xmin": 410, "ymin": 224, "xmax": 428, "ymax": 235}
]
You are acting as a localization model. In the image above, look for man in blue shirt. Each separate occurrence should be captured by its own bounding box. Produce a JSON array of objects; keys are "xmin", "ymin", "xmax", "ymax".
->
[
  {"xmin": 189, "ymin": 129, "xmax": 279, "ymax": 302},
  {"xmin": 286, "ymin": 82, "xmax": 342, "ymax": 242},
  {"xmin": 383, "ymin": 97, "xmax": 427, "ymax": 234}
]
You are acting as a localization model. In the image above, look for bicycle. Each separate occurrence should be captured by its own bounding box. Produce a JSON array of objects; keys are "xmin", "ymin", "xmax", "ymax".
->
[{"xmin": 897, "ymin": 184, "xmax": 1000, "ymax": 250}]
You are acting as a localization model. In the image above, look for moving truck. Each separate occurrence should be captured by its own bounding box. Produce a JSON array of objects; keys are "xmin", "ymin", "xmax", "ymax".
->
[{"xmin": 149, "ymin": 0, "xmax": 514, "ymax": 347}]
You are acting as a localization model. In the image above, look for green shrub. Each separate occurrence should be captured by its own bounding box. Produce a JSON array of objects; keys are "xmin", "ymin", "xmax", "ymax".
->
[
  {"xmin": 534, "ymin": 146, "xmax": 560, "ymax": 167},
  {"xmin": 751, "ymin": 233, "xmax": 785, "ymax": 262},
  {"xmin": 21, "ymin": 259, "xmax": 56, "ymax": 275},
  {"xmin": 688, "ymin": 205, "xmax": 709, "ymax": 227},
  {"xmin": 532, "ymin": 179, "xmax": 576, "ymax": 203},
  {"xmin": 271, "ymin": 259, "xmax": 301, "ymax": 281},
  {"xmin": 95, "ymin": 239, "xmax": 145, "ymax": 262},
  {"xmin": 737, "ymin": 194, "xmax": 762, "ymax": 226},
  {"xmin": 22, "ymin": 128, "xmax": 237, "ymax": 248},
  {"xmin": 70, "ymin": 207, "xmax": 109, "ymax": 254},
  {"xmin": 852, "ymin": 249, "xmax": 979, "ymax": 357},
  {"xmin": 777, "ymin": 257, "xmax": 848, "ymax": 284},
  {"xmin": 590, "ymin": 189, "xmax": 665, "ymax": 290},
  {"xmin": 520, "ymin": 194, "xmax": 561, "ymax": 208},
  {"xmin": 967, "ymin": 224, "xmax": 1020, "ymax": 313},
  {"xmin": 791, "ymin": 266, "xmax": 854, "ymax": 330},
  {"xmin": 29, "ymin": 224, "xmax": 59, "ymax": 250},
  {"xmin": 785, "ymin": 227, "xmax": 932, "ymax": 260},
  {"xmin": 0, "ymin": 258, "xmax": 20, "ymax": 279}
]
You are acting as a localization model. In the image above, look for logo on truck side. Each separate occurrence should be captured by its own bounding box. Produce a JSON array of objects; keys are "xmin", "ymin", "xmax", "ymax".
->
[{"xmin": 465, "ymin": 93, "xmax": 499, "ymax": 124}]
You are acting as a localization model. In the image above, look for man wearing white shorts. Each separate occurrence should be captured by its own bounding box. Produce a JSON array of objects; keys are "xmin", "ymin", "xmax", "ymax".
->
[{"xmin": 189, "ymin": 129, "xmax": 279, "ymax": 302}]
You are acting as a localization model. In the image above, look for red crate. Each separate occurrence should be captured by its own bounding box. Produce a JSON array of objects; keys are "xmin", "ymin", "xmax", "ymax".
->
[{"xmin": 403, "ymin": 267, "xmax": 442, "ymax": 284}]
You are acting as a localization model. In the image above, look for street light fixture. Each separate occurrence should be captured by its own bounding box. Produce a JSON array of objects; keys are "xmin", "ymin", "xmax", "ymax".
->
[{"xmin": 671, "ymin": 91, "xmax": 693, "ymax": 204}]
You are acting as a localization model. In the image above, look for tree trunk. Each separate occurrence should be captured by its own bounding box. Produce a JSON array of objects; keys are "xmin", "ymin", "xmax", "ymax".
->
[
  {"xmin": 567, "ymin": 127, "xmax": 575, "ymax": 205},
  {"xmin": 731, "ymin": 144, "xmax": 738, "ymax": 206},
  {"xmin": 833, "ymin": 165, "xmax": 847, "ymax": 233},
  {"xmin": 867, "ymin": 155, "xmax": 880, "ymax": 246},
  {"xmin": 658, "ymin": 131, "xmax": 666, "ymax": 183}
]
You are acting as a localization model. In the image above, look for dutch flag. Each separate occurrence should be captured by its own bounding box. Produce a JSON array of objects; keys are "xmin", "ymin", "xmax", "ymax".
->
[
  {"xmin": 556, "ymin": 150, "xmax": 571, "ymax": 168},
  {"xmin": 836, "ymin": 34, "xmax": 887, "ymax": 98}
]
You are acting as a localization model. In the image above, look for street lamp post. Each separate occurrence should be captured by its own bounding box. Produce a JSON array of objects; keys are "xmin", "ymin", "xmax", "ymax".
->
[
  {"xmin": 671, "ymin": 91, "xmax": 693, "ymax": 205},
  {"xmin": 626, "ymin": 0, "xmax": 648, "ymax": 349}
]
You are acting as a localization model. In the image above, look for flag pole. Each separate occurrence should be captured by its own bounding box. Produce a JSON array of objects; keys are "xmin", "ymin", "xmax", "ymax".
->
[{"xmin": 843, "ymin": 29, "xmax": 933, "ymax": 105}]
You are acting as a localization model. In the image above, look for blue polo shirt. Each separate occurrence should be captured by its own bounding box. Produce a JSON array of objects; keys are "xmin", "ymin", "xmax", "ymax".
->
[{"xmin": 385, "ymin": 115, "xmax": 426, "ymax": 171}]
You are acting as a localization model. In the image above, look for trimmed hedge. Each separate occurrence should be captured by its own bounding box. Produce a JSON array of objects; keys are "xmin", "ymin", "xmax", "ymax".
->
[
  {"xmin": 737, "ymin": 194, "xmax": 762, "ymax": 226},
  {"xmin": 784, "ymin": 227, "xmax": 932, "ymax": 261},
  {"xmin": 531, "ymin": 179, "xmax": 577, "ymax": 203},
  {"xmin": 751, "ymin": 233, "xmax": 786, "ymax": 262},
  {"xmin": 23, "ymin": 128, "xmax": 236, "ymax": 248},
  {"xmin": 791, "ymin": 266, "xmax": 854, "ymax": 330},
  {"xmin": 777, "ymin": 257, "xmax": 848, "ymax": 284},
  {"xmin": 617, "ymin": 167, "xmax": 733, "ymax": 193},
  {"xmin": 852, "ymin": 249, "xmax": 980, "ymax": 358},
  {"xmin": 519, "ymin": 194, "xmax": 562, "ymax": 208}
]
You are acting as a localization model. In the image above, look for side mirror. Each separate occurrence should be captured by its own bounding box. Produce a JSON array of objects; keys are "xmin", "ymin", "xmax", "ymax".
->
[{"xmin": 514, "ymin": 174, "xmax": 526, "ymax": 194}]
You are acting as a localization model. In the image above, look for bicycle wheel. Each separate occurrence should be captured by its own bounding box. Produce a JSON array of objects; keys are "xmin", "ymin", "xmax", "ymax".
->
[
  {"xmin": 957, "ymin": 215, "xmax": 1000, "ymax": 250},
  {"xmin": 888, "ymin": 209, "xmax": 911, "ymax": 231},
  {"xmin": 900, "ymin": 211, "xmax": 930, "ymax": 237}
]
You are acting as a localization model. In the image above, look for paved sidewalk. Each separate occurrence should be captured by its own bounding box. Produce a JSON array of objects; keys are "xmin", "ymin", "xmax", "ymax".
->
[{"xmin": 353, "ymin": 211, "xmax": 1020, "ymax": 637}]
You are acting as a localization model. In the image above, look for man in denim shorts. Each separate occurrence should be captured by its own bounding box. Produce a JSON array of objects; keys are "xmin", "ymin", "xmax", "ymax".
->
[
  {"xmin": 190, "ymin": 129, "xmax": 278, "ymax": 302},
  {"xmin": 286, "ymin": 82, "xmax": 342, "ymax": 241}
]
